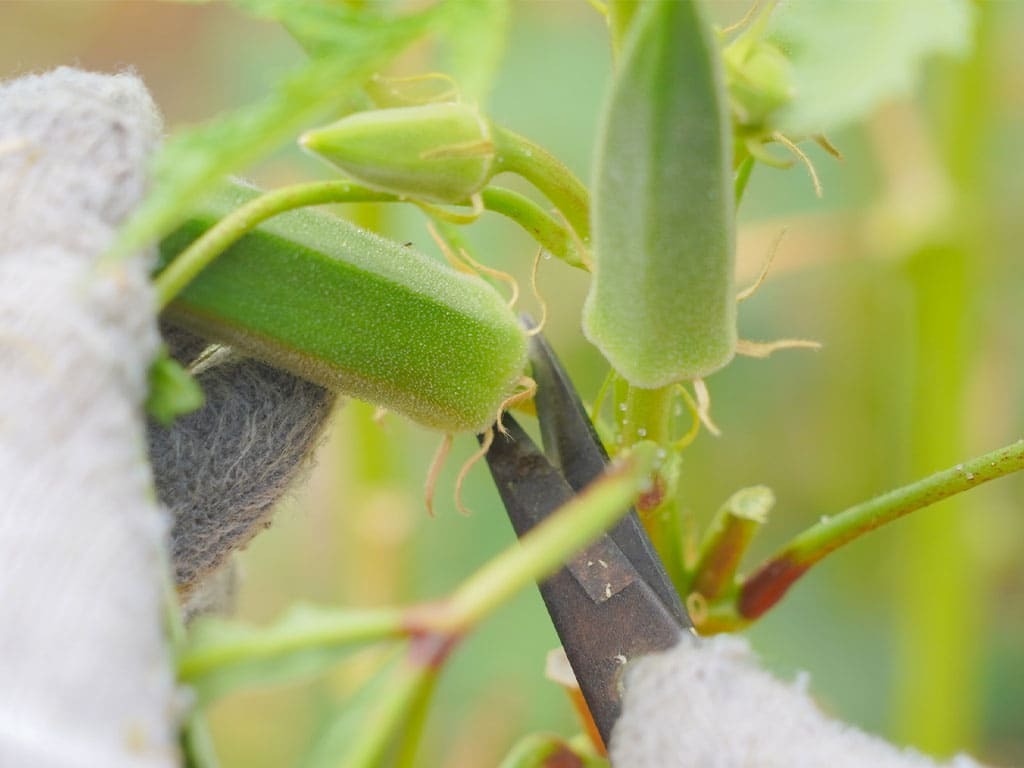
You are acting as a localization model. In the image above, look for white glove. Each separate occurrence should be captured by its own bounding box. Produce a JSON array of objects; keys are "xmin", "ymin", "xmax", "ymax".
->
[
  {"xmin": 0, "ymin": 68, "xmax": 177, "ymax": 767},
  {"xmin": 610, "ymin": 634, "xmax": 986, "ymax": 768}
]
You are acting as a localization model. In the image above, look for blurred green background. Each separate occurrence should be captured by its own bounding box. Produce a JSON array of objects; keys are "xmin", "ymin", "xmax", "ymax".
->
[{"xmin": 2, "ymin": 1, "xmax": 1022, "ymax": 765}]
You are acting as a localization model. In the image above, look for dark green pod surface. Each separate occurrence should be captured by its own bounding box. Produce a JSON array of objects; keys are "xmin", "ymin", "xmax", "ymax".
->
[
  {"xmin": 583, "ymin": 0, "xmax": 736, "ymax": 387},
  {"xmin": 158, "ymin": 183, "xmax": 527, "ymax": 433}
]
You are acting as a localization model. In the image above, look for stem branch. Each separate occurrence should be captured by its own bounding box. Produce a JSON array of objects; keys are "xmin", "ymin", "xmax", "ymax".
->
[{"xmin": 738, "ymin": 439, "xmax": 1024, "ymax": 620}]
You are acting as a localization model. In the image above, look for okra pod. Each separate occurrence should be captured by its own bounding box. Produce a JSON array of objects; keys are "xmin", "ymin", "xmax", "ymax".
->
[
  {"xmin": 158, "ymin": 182, "xmax": 528, "ymax": 433},
  {"xmin": 583, "ymin": 0, "xmax": 736, "ymax": 387}
]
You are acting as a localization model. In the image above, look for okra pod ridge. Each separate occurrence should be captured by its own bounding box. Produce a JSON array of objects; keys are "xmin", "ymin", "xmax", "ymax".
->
[{"xmin": 158, "ymin": 182, "xmax": 528, "ymax": 433}]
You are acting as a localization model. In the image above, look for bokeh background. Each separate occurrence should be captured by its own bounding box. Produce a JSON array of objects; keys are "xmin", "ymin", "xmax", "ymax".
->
[{"xmin": 2, "ymin": 1, "xmax": 1022, "ymax": 765}]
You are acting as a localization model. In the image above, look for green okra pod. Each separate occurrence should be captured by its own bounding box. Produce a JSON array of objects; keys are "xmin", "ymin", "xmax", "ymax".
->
[
  {"xmin": 583, "ymin": 0, "xmax": 736, "ymax": 387},
  {"xmin": 158, "ymin": 182, "xmax": 528, "ymax": 433}
]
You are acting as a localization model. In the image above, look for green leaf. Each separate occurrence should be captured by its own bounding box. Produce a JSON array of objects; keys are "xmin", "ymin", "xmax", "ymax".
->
[
  {"xmin": 766, "ymin": 0, "xmax": 975, "ymax": 135},
  {"xmin": 178, "ymin": 602, "xmax": 404, "ymax": 705},
  {"xmin": 104, "ymin": 3, "xmax": 438, "ymax": 265},
  {"xmin": 145, "ymin": 349, "xmax": 204, "ymax": 426},
  {"xmin": 302, "ymin": 649, "xmax": 436, "ymax": 768},
  {"xmin": 498, "ymin": 733, "xmax": 608, "ymax": 768},
  {"xmin": 436, "ymin": 0, "xmax": 510, "ymax": 104},
  {"xmin": 230, "ymin": 0, "xmax": 422, "ymax": 60}
]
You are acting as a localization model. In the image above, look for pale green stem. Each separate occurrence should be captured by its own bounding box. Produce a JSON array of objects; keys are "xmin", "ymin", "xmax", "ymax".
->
[
  {"xmin": 736, "ymin": 439, "xmax": 1024, "ymax": 621},
  {"xmin": 335, "ymin": 653, "xmax": 437, "ymax": 768},
  {"xmin": 692, "ymin": 486, "xmax": 772, "ymax": 601},
  {"xmin": 481, "ymin": 187, "xmax": 587, "ymax": 269},
  {"xmin": 616, "ymin": 383, "xmax": 687, "ymax": 590},
  {"xmin": 420, "ymin": 443, "xmax": 657, "ymax": 635},
  {"xmin": 155, "ymin": 181, "xmax": 389, "ymax": 307},
  {"xmin": 491, "ymin": 124, "xmax": 592, "ymax": 246},
  {"xmin": 177, "ymin": 608, "xmax": 406, "ymax": 681}
]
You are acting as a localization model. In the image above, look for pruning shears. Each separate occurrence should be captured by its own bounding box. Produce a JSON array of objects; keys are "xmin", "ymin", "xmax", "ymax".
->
[{"xmin": 481, "ymin": 328, "xmax": 694, "ymax": 746}]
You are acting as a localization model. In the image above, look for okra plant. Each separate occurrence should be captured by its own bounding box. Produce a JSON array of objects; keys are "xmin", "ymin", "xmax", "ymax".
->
[{"xmin": 69, "ymin": 0, "xmax": 1021, "ymax": 763}]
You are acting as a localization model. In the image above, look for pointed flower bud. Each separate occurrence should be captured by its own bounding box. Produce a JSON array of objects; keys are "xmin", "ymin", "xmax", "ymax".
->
[{"xmin": 300, "ymin": 103, "xmax": 496, "ymax": 204}]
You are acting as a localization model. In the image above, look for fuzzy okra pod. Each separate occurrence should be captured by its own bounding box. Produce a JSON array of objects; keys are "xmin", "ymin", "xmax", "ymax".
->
[
  {"xmin": 583, "ymin": 0, "xmax": 736, "ymax": 387},
  {"xmin": 158, "ymin": 182, "xmax": 527, "ymax": 433}
]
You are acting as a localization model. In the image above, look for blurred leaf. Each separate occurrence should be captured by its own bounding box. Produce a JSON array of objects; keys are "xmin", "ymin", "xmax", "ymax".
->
[
  {"xmin": 767, "ymin": 0, "xmax": 974, "ymax": 135},
  {"xmin": 302, "ymin": 648, "xmax": 435, "ymax": 768},
  {"xmin": 146, "ymin": 350, "xmax": 204, "ymax": 425},
  {"xmin": 106, "ymin": 3, "xmax": 439, "ymax": 263},
  {"xmin": 179, "ymin": 603, "xmax": 403, "ymax": 705},
  {"xmin": 230, "ymin": 0, "xmax": 427, "ymax": 60},
  {"xmin": 497, "ymin": 733, "xmax": 608, "ymax": 768},
  {"xmin": 436, "ymin": 0, "xmax": 510, "ymax": 104}
]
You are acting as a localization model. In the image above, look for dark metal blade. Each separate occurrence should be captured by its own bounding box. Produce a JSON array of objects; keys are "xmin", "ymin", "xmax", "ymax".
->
[
  {"xmin": 482, "ymin": 415, "xmax": 687, "ymax": 745},
  {"xmin": 527, "ymin": 328, "xmax": 692, "ymax": 630}
]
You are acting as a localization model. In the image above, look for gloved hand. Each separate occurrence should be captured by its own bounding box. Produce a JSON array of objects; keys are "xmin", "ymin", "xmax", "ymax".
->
[
  {"xmin": 0, "ymin": 67, "xmax": 333, "ymax": 766},
  {"xmin": 610, "ymin": 633, "xmax": 986, "ymax": 768}
]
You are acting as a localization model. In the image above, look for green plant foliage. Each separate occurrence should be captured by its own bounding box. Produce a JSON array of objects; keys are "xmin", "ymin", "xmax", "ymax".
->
[
  {"xmin": 180, "ymin": 602, "xmax": 403, "ymax": 705},
  {"xmin": 435, "ymin": 0, "xmax": 510, "ymax": 104},
  {"xmin": 159, "ymin": 182, "xmax": 528, "ymax": 433},
  {"xmin": 104, "ymin": 2, "xmax": 440, "ymax": 265},
  {"xmin": 145, "ymin": 349, "xmax": 205, "ymax": 425},
  {"xmin": 583, "ymin": 0, "xmax": 735, "ymax": 387},
  {"xmin": 764, "ymin": 0, "xmax": 975, "ymax": 135}
]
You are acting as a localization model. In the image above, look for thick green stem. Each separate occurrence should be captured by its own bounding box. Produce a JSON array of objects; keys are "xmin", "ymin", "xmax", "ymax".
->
[
  {"xmin": 491, "ymin": 124, "xmax": 592, "ymax": 247},
  {"xmin": 615, "ymin": 383, "xmax": 689, "ymax": 593},
  {"xmin": 737, "ymin": 439, "xmax": 1024, "ymax": 621}
]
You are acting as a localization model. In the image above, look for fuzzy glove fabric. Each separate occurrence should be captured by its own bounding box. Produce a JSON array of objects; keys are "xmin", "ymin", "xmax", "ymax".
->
[
  {"xmin": 0, "ymin": 66, "xmax": 336, "ymax": 766},
  {"xmin": 609, "ymin": 633, "xmax": 986, "ymax": 768},
  {"xmin": 149, "ymin": 323, "xmax": 335, "ymax": 599},
  {"xmin": 0, "ymin": 67, "xmax": 177, "ymax": 767}
]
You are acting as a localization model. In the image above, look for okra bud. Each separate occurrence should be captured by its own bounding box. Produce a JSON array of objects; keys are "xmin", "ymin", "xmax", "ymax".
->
[
  {"xmin": 158, "ymin": 181, "xmax": 528, "ymax": 433},
  {"xmin": 583, "ymin": 0, "xmax": 736, "ymax": 387},
  {"xmin": 300, "ymin": 103, "xmax": 495, "ymax": 204}
]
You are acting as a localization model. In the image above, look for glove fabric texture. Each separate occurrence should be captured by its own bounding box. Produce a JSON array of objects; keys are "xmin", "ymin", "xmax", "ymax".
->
[{"xmin": 0, "ymin": 68, "xmax": 178, "ymax": 767}]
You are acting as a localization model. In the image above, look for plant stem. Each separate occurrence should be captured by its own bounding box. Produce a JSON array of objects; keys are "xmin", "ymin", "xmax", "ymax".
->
[
  {"xmin": 737, "ymin": 439, "xmax": 1024, "ymax": 621},
  {"xmin": 491, "ymin": 124, "xmax": 592, "ymax": 247},
  {"xmin": 417, "ymin": 443, "xmax": 657, "ymax": 635},
  {"xmin": 155, "ymin": 180, "xmax": 585, "ymax": 308},
  {"xmin": 481, "ymin": 187, "xmax": 587, "ymax": 269},
  {"xmin": 331, "ymin": 647, "xmax": 441, "ymax": 768},
  {"xmin": 615, "ymin": 383, "xmax": 690, "ymax": 590},
  {"xmin": 155, "ymin": 181, "xmax": 391, "ymax": 307},
  {"xmin": 178, "ymin": 607, "xmax": 406, "ymax": 681}
]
